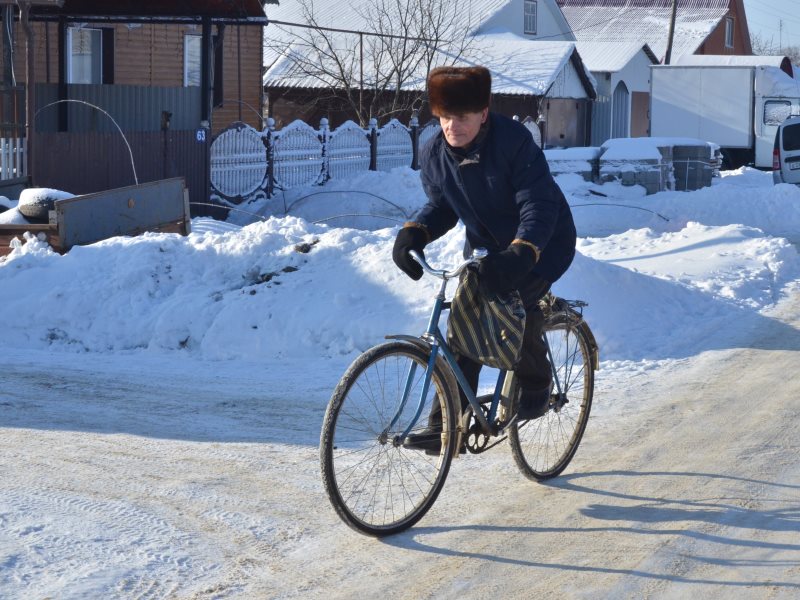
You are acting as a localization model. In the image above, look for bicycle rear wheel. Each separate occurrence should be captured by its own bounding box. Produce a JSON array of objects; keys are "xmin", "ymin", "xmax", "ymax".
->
[
  {"xmin": 320, "ymin": 341, "xmax": 458, "ymax": 536},
  {"xmin": 509, "ymin": 317, "xmax": 594, "ymax": 480}
]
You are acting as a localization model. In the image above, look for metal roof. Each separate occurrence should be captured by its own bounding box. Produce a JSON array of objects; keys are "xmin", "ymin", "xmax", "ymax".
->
[
  {"xmin": 574, "ymin": 41, "xmax": 657, "ymax": 72},
  {"xmin": 263, "ymin": 0, "xmax": 595, "ymax": 98},
  {"xmin": 265, "ymin": 34, "xmax": 596, "ymax": 99},
  {"xmin": 30, "ymin": 0, "xmax": 269, "ymax": 21},
  {"xmin": 556, "ymin": 0, "xmax": 731, "ymax": 61}
]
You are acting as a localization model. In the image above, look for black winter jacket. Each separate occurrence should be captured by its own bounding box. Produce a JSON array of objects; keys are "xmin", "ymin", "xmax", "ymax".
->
[{"xmin": 414, "ymin": 112, "xmax": 576, "ymax": 284}]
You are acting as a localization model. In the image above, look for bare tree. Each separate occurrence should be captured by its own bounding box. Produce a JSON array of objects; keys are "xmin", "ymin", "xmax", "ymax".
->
[
  {"xmin": 751, "ymin": 31, "xmax": 800, "ymax": 66},
  {"xmin": 265, "ymin": 0, "xmax": 477, "ymax": 126}
]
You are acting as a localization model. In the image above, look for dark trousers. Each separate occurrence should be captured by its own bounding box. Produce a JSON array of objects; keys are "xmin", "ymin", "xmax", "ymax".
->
[{"xmin": 453, "ymin": 274, "xmax": 552, "ymax": 412}]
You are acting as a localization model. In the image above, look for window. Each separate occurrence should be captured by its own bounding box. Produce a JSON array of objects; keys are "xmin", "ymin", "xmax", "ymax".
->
[
  {"xmin": 724, "ymin": 17, "xmax": 734, "ymax": 48},
  {"xmin": 67, "ymin": 27, "xmax": 102, "ymax": 84},
  {"xmin": 184, "ymin": 34, "xmax": 202, "ymax": 87},
  {"xmin": 524, "ymin": 0, "xmax": 537, "ymax": 35},
  {"xmin": 783, "ymin": 123, "xmax": 800, "ymax": 151},
  {"xmin": 66, "ymin": 26, "xmax": 113, "ymax": 84},
  {"xmin": 764, "ymin": 100, "xmax": 791, "ymax": 126},
  {"xmin": 184, "ymin": 33, "xmax": 225, "ymax": 107}
]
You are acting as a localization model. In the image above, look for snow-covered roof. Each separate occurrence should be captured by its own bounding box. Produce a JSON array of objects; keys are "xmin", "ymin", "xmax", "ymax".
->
[
  {"xmin": 263, "ymin": 2, "xmax": 596, "ymax": 99},
  {"xmin": 450, "ymin": 34, "xmax": 595, "ymax": 98},
  {"xmin": 556, "ymin": 0, "xmax": 730, "ymax": 62},
  {"xmin": 265, "ymin": 34, "xmax": 595, "ymax": 99},
  {"xmin": 574, "ymin": 41, "xmax": 657, "ymax": 72}
]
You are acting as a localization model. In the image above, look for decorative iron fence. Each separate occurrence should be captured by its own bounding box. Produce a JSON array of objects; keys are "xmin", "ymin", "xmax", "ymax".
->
[{"xmin": 210, "ymin": 115, "xmax": 440, "ymax": 206}]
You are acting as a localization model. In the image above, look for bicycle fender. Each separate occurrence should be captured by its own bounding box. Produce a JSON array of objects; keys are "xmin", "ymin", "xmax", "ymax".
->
[
  {"xmin": 545, "ymin": 313, "xmax": 600, "ymax": 371},
  {"xmin": 576, "ymin": 320, "xmax": 600, "ymax": 371},
  {"xmin": 385, "ymin": 334, "xmax": 464, "ymax": 452}
]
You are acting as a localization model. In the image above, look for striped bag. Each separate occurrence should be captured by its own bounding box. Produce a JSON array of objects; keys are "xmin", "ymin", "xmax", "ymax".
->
[{"xmin": 446, "ymin": 268, "xmax": 526, "ymax": 371}]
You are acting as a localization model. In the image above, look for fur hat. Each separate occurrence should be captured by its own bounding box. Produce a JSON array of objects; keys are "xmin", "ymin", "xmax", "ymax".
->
[{"xmin": 427, "ymin": 66, "xmax": 492, "ymax": 115}]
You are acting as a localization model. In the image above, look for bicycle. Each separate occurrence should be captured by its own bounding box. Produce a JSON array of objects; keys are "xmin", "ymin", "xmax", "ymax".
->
[{"xmin": 320, "ymin": 249, "xmax": 599, "ymax": 536}]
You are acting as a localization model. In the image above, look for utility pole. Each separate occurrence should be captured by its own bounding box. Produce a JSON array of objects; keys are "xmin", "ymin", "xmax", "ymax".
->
[{"xmin": 664, "ymin": 0, "xmax": 678, "ymax": 64}]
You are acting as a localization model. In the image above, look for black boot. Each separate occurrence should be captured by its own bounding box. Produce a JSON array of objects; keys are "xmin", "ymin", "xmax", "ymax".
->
[{"xmin": 516, "ymin": 385, "xmax": 551, "ymax": 420}]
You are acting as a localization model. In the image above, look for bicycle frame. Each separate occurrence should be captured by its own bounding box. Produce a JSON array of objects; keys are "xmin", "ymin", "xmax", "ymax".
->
[{"xmin": 387, "ymin": 264, "xmax": 527, "ymax": 443}]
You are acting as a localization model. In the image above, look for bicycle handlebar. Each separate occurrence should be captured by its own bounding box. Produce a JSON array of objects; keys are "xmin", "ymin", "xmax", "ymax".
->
[{"xmin": 410, "ymin": 247, "xmax": 488, "ymax": 280}]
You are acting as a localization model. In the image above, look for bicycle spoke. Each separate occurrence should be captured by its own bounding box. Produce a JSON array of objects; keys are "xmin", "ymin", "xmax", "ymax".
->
[{"xmin": 321, "ymin": 342, "xmax": 456, "ymax": 535}]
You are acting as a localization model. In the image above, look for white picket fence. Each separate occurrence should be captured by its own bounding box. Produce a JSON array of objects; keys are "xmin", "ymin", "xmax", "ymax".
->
[{"xmin": 0, "ymin": 137, "xmax": 27, "ymax": 180}]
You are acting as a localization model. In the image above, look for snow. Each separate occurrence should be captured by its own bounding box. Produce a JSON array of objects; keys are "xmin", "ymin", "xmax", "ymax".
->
[
  {"xmin": 2, "ymin": 161, "xmax": 800, "ymax": 597},
  {"xmin": 600, "ymin": 137, "xmax": 718, "ymax": 161}
]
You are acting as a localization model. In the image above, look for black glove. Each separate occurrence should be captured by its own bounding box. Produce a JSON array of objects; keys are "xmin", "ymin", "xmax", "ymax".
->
[
  {"xmin": 392, "ymin": 225, "xmax": 428, "ymax": 280},
  {"xmin": 477, "ymin": 243, "xmax": 537, "ymax": 295}
]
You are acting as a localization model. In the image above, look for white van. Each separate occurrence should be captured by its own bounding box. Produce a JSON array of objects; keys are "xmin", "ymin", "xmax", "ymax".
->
[{"xmin": 773, "ymin": 115, "xmax": 800, "ymax": 185}]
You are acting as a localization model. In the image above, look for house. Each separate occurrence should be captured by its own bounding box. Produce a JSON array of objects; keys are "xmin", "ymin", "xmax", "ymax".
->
[
  {"xmin": 0, "ymin": 0, "xmax": 268, "ymax": 212},
  {"xmin": 263, "ymin": 0, "xmax": 596, "ymax": 147},
  {"xmin": 555, "ymin": 0, "xmax": 753, "ymax": 62},
  {"xmin": 575, "ymin": 41, "xmax": 659, "ymax": 144}
]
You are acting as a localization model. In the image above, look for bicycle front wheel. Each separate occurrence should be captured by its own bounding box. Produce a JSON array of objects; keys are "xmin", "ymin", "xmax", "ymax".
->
[
  {"xmin": 509, "ymin": 318, "xmax": 594, "ymax": 480},
  {"xmin": 320, "ymin": 341, "xmax": 458, "ymax": 536}
]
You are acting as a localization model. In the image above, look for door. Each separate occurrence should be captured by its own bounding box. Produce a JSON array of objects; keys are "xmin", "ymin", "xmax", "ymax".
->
[{"xmin": 611, "ymin": 81, "xmax": 630, "ymax": 139}]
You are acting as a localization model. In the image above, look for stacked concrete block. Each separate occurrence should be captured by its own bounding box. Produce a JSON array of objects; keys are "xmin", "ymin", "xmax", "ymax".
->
[
  {"xmin": 544, "ymin": 147, "xmax": 601, "ymax": 182},
  {"xmin": 599, "ymin": 154, "xmax": 670, "ymax": 195},
  {"xmin": 672, "ymin": 144, "xmax": 715, "ymax": 191}
]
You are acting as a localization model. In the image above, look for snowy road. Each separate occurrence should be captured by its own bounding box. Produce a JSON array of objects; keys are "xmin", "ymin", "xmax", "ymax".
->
[{"xmin": 2, "ymin": 293, "xmax": 799, "ymax": 599}]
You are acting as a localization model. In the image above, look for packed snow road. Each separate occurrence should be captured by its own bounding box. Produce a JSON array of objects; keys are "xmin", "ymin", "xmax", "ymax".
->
[{"xmin": 2, "ymin": 293, "xmax": 799, "ymax": 599}]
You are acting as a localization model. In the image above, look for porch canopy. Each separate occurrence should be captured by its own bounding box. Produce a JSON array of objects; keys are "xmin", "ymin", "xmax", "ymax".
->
[{"xmin": 28, "ymin": 0, "xmax": 269, "ymax": 24}]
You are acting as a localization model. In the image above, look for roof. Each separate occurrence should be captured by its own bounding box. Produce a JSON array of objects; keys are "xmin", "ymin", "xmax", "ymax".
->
[
  {"xmin": 556, "ymin": 0, "xmax": 731, "ymax": 61},
  {"xmin": 574, "ymin": 41, "xmax": 658, "ymax": 72},
  {"xmin": 450, "ymin": 34, "xmax": 596, "ymax": 98},
  {"xmin": 265, "ymin": 34, "xmax": 595, "ymax": 99},
  {"xmin": 30, "ymin": 0, "xmax": 269, "ymax": 21},
  {"xmin": 675, "ymin": 53, "xmax": 794, "ymax": 76},
  {"xmin": 263, "ymin": 1, "xmax": 595, "ymax": 99}
]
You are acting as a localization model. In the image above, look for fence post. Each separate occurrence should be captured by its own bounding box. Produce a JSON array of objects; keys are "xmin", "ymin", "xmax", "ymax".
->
[
  {"xmin": 319, "ymin": 117, "xmax": 330, "ymax": 183},
  {"xmin": 410, "ymin": 110, "xmax": 420, "ymax": 170},
  {"xmin": 265, "ymin": 117, "xmax": 275, "ymax": 199},
  {"xmin": 368, "ymin": 117, "xmax": 378, "ymax": 171}
]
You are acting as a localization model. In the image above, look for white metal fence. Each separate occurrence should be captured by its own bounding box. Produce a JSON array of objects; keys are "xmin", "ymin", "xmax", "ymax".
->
[
  {"xmin": 0, "ymin": 137, "xmax": 27, "ymax": 180},
  {"xmin": 210, "ymin": 116, "xmax": 439, "ymax": 206}
]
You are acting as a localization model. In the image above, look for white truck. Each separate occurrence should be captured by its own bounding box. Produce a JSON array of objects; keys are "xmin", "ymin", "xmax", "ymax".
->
[{"xmin": 649, "ymin": 63, "xmax": 800, "ymax": 169}]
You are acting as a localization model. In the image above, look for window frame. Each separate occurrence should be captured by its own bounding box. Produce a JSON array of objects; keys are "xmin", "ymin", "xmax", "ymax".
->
[
  {"xmin": 524, "ymin": 0, "xmax": 538, "ymax": 36},
  {"xmin": 724, "ymin": 17, "xmax": 734, "ymax": 49},
  {"xmin": 66, "ymin": 26, "xmax": 103, "ymax": 85}
]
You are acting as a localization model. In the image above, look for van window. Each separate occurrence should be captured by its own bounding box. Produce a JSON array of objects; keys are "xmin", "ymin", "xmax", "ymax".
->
[
  {"xmin": 764, "ymin": 101, "xmax": 791, "ymax": 125},
  {"xmin": 783, "ymin": 123, "xmax": 800, "ymax": 151}
]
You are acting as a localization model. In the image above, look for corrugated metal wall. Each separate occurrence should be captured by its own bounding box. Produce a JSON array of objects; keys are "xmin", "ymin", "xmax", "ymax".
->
[
  {"xmin": 35, "ymin": 84, "xmax": 202, "ymax": 133},
  {"xmin": 32, "ymin": 130, "xmax": 209, "ymax": 213},
  {"xmin": 591, "ymin": 95, "xmax": 611, "ymax": 146}
]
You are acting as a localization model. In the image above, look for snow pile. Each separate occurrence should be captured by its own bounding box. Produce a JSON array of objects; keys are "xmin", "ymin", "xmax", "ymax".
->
[{"xmin": 1, "ymin": 165, "xmax": 799, "ymax": 369}]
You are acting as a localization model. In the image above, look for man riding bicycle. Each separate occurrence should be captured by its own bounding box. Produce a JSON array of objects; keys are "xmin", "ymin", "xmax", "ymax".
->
[{"xmin": 392, "ymin": 65, "xmax": 577, "ymax": 452}]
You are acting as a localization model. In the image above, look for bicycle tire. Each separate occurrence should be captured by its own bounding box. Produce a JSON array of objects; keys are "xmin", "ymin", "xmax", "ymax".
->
[
  {"xmin": 508, "ymin": 315, "xmax": 594, "ymax": 481},
  {"xmin": 320, "ymin": 341, "xmax": 459, "ymax": 536}
]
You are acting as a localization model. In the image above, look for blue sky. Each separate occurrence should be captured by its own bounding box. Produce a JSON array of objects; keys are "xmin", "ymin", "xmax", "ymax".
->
[{"xmin": 743, "ymin": 0, "xmax": 800, "ymax": 49}]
